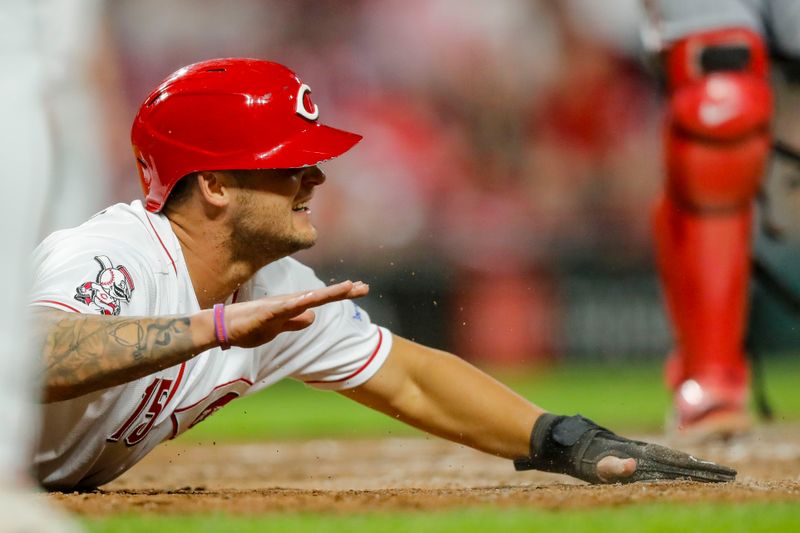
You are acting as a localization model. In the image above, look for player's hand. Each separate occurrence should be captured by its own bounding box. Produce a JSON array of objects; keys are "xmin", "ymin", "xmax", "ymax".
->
[
  {"xmin": 223, "ymin": 280, "xmax": 369, "ymax": 348},
  {"xmin": 584, "ymin": 428, "xmax": 736, "ymax": 484},
  {"xmin": 515, "ymin": 414, "xmax": 736, "ymax": 484}
]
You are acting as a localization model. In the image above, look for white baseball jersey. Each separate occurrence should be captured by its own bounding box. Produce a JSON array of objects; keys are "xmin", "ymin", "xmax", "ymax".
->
[{"xmin": 30, "ymin": 200, "xmax": 393, "ymax": 489}]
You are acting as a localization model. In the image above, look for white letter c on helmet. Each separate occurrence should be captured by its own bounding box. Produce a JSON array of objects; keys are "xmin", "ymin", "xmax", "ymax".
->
[{"xmin": 295, "ymin": 83, "xmax": 319, "ymax": 120}]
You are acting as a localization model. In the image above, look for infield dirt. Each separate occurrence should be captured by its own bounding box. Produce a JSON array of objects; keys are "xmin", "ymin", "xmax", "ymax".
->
[{"xmin": 49, "ymin": 423, "xmax": 800, "ymax": 515}]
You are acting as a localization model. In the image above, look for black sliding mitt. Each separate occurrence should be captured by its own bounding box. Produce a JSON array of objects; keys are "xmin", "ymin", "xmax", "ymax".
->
[{"xmin": 514, "ymin": 414, "xmax": 736, "ymax": 484}]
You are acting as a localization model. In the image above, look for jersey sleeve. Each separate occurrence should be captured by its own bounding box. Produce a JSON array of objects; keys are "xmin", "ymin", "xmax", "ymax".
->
[
  {"xmin": 251, "ymin": 259, "xmax": 393, "ymax": 391},
  {"xmin": 287, "ymin": 301, "xmax": 393, "ymax": 391},
  {"xmin": 30, "ymin": 233, "xmax": 157, "ymax": 317}
]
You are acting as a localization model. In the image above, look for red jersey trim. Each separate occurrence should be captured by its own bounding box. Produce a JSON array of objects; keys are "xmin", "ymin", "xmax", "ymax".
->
[
  {"xmin": 162, "ymin": 362, "xmax": 187, "ymax": 413},
  {"xmin": 31, "ymin": 299, "xmax": 82, "ymax": 313},
  {"xmin": 305, "ymin": 328, "xmax": 384, "ymax": 385},
  {"xmin": 169, "ymin": 377, "xmax": 253, "ymax": 439},
  {"xmin": 145, "ymin": 213, "xmax": 177, "ymax": 275}
]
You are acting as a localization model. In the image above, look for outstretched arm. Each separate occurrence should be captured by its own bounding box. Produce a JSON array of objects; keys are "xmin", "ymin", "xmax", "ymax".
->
[
  {"xmin": 36, "ymin": 280, "xmax": 368, "ymax": 402},
  {"xmin": 341, "ymin": 336, "xmax": 540, "ymax": 459},
  {"xmin": 341, "ymin": 336, "xmax": 736, "ymax": 484}
]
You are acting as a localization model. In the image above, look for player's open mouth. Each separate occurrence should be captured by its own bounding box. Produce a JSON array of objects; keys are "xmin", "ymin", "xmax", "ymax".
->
[{"xmin": 292, "ymin": 201, "xmax": 310, "ymax": 212}]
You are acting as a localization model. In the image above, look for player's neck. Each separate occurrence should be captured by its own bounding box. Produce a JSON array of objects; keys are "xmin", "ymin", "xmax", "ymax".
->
[{"xmin": 167, "ymin": 216, "xmax": 258, "ymax": 309}]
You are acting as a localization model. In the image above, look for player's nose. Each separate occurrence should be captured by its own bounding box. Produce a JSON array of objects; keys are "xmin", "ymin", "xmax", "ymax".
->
[{"xmin": 301, "ymin": 166, "xmax": 326, "ymax": 187}]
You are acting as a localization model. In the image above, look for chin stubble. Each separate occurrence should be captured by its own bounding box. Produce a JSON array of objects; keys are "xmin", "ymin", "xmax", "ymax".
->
[{"xmin": 231, "ymin": 213, "xmax": 316, "ymax": 263}]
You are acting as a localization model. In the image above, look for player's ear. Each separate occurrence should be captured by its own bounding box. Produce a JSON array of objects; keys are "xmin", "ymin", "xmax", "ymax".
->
[{"xmin": 196, "ymin": 171, "xmax": 233, "ymax": 210}]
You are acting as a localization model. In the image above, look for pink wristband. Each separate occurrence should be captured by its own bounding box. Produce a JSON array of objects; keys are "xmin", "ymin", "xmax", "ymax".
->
[{"xmin": 213, "ymin": 303, "xmax": 231, "ymax": 350}]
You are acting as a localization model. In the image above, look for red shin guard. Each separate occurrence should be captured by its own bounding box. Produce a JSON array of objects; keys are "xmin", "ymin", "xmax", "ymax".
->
[
  {"xmin": 657, "ymin": 28, "xmax": 772, "ymax": 403},
  {"xmin": 655, "ymin": 196, "xmax": 751, "ymax": 391}
]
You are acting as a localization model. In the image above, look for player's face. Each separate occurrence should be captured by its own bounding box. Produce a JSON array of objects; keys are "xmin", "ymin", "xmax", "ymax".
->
[{"xmin": 230, "ymin": 166, "xmax": 327, "ymax": 260}]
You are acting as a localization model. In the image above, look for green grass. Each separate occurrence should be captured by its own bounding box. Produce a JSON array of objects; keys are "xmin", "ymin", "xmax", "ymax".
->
[
  {"xmin": 84, "ymin": 502, "xmax": 800, "ymax": 532},
  {"xmin": 177, "ymin": 357, "xmax": 800, "ymax": 443}
]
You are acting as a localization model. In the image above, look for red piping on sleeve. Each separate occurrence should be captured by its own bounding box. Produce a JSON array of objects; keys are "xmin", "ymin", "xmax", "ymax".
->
[
  {"xmin": 305, "ymin": 328, "xmax": 384, "ymax": 385},
  {"xmin": 31, "ymin": 300, "xmax": 82, "ymax": 313}
]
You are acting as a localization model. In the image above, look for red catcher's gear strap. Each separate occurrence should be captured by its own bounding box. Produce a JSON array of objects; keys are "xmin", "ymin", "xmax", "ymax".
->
[{"xmin": 665, "ymin": 28, "xmax": 772, "ymax": 211}]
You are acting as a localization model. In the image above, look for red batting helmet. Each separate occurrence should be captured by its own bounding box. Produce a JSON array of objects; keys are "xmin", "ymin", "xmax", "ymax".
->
[{"xmin": 131, "ymin": 58, "xmax": 363, "ymax": 212}]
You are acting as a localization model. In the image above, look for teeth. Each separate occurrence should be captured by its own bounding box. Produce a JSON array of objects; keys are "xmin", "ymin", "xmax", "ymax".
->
[{"xmin": 293, "ymin": 202, "xmax": 309, "ymax": 211}]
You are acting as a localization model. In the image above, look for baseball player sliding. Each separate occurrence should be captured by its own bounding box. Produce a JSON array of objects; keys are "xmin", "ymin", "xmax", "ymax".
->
[{"xmin": 31, "ymin": 59, "xmax": 733, "ymax": 490}]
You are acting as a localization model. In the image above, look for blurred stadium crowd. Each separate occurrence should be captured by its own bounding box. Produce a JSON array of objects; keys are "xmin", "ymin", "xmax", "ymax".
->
[{"xmin": 55, "ymin": 0, "xmax": 673, "ymax": 365}]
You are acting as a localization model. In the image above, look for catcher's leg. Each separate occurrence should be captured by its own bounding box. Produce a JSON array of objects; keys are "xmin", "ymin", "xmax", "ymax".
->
[{"xmin": 655, "ymin": 27, "xmax": 772, "ymax": 438}]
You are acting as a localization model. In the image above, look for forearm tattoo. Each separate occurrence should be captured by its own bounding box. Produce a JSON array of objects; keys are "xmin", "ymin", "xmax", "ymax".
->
[{"xmin": 33, "ymin": 309, "xmax": 198, "ymax": 401}]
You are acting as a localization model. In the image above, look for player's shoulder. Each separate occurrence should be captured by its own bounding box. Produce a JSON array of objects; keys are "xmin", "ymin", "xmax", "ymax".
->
[
  {"xmin": 41, "ymin": 201, "xmax": 150, "ymax": 240},
  {"xmin": 33, "ymin": 201, "xmax": 170, "ymax": 277},
  {"xmin": 30, "ymin": 201, "xmax": 177, "ymax": 315},
  {"xmin": 36, "ymin": 201, "xmax": 160, "ymax": 262}
]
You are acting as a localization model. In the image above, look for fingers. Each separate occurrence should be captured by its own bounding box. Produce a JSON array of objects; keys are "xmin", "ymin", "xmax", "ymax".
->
[
  {"xmin": 628, "ymin": 445, "xmax": 737, "ymax": 483},
  {"xmin": 346, "ymin": 280, "xmax": 370, "ymax": 299},
  {"xmin": 222, "ymin": 281, "xmax": 369, "ymax": 348},
  {"xmin": 649, "ymin": 445, "xmax": 737, "ymax": 481},
  {"xmin": 589, "ymin": 440, "xmax": 736, "ymax": 484},
  {"xmin": 598, "ymin": 455, "xmax": 735, "ymax": 484},
  {"xmin": 275, "ymin": 281, "xmax": 369, "ymax": 316},
  {"xmin": 296, "ymin": 280, "xmax": 369, "ymax": 302},
  {"xmin": 632, "ymin": 459, "xmax": 737, "ymax": 483},
  {"xmin": 282, "ymin": 310, "xmax": 316, "ymax": 331},
  {"xmin": 596, "ymin": 456, "xmax": 637, "ymax": 483},
  {"xmin": 672, "ymin": 460, "xmax": 737, "ymax": 483},
  {"xmin": 290, "ymin": 280, "xmax": 367, "ymax": 305}
]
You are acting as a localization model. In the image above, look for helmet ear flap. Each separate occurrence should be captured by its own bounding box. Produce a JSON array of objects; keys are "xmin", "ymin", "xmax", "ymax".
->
[
  {"xmin": 135, "ymin": 155, "xmax": 151, "ymax": 192},
  {"xmin": 160, "ymin": 173, "xmax": 198, "ymax": 212}
]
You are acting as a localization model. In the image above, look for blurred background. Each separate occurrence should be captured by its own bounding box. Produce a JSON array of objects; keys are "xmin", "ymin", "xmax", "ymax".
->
[{"xmin": 47, "ymin": 0, "xmax": 800, "ymax": 370}]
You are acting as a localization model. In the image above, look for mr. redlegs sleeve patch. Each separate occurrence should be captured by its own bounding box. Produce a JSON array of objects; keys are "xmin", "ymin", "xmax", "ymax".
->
[{"xmin": 74, "ymin": 255, "xmax": 135, "ymax": 316}]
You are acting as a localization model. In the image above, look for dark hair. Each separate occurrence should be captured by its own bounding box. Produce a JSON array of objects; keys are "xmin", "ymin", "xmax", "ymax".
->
[{"xmin": 161, "ymin": 173, "xmax": 196, "ymax": 213}]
